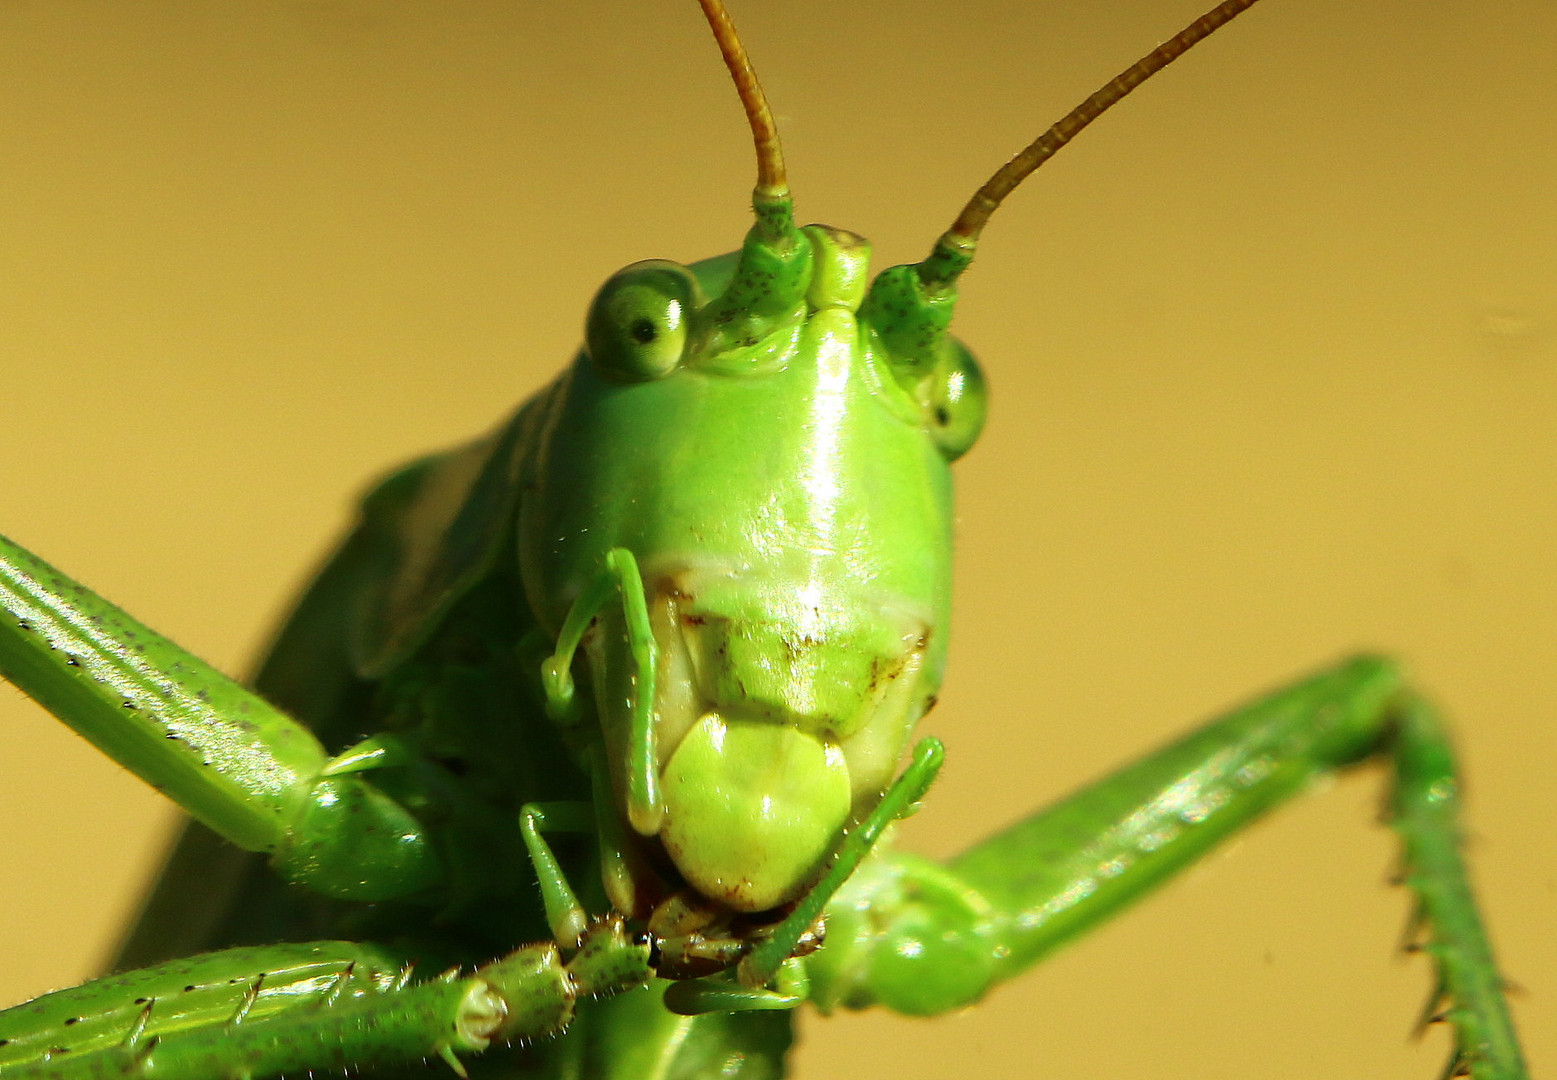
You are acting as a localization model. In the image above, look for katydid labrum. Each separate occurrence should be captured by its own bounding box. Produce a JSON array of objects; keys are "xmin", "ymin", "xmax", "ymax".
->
[{"xmin": 0, "ymin": 1, "xmax": 1535, "ymax": 1078}]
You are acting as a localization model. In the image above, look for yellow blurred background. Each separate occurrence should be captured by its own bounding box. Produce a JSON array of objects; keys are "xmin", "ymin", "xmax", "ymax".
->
[{"xmin": 0, "ymin": 1, "xmax": 1552, "ymax": 1077}]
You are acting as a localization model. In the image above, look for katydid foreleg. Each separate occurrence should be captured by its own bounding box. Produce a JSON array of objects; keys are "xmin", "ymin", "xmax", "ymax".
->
[
  {"xmin": 0, "ymin": 922, "xmax": 653, "ymax": 1080},
  {"xmin": 806, "ymin": 656, "xmax": 1525, "ymax": 1077}
]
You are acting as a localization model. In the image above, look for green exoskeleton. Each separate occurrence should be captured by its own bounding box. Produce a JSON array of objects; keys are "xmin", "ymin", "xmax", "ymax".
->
[{"xmin": 3, "ymin": 2, "xmax": 1557, "ymax": 1080}]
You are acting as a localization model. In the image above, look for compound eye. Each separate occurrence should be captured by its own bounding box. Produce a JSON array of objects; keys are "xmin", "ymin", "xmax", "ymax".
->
[
  {"xmin": 927, "ymin": 340, "xmax": 987, "ymax": 461},
  {"xmin": 585, "ymin": 261, "xmax": 699, "ymax": 382}
]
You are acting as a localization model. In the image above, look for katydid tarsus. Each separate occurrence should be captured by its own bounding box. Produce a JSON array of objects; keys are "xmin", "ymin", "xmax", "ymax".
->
[{"xmin": 0, "ymin": 1, "xmax": 1552, "ymax": 1078}]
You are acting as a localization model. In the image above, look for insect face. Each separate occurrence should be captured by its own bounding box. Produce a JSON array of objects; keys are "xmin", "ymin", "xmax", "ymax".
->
[{"xmin": 524, "ymin": 225, "xmax": 981, "ymax": 911}]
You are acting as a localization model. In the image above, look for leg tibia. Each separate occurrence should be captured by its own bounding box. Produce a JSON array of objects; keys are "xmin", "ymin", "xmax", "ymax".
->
[
  {"xmin": 1392, "ymin": 698, "xmax": 1526, "ymax": 1079},
  {"xmin": 0, "ymin": 924, "xmax": 652, "ymax": 1080},
  {"xmin": 0, "ymin": 941, "xmax": 412, "ymax": 1075}
]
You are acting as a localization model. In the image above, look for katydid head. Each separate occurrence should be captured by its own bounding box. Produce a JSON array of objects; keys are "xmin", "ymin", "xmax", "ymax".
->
[
  {"xmin": 522, "ymin": 0, "xmax": 1265, "ymax": 925},
  {"xmin": 524, "ymin": 220, "xmax": 972, "ymax": 915}
]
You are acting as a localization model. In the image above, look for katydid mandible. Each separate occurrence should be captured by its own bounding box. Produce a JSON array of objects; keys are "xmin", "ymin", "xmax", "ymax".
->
[{"xmin": 0, "ymin": 2, "xmax": 1544, "ymax": 1080}]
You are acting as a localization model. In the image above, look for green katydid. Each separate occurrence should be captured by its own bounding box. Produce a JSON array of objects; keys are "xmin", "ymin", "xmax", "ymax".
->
[{"xmin": 0, "ymin": 0, "xmax": 1550, "ymax": 1076}]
